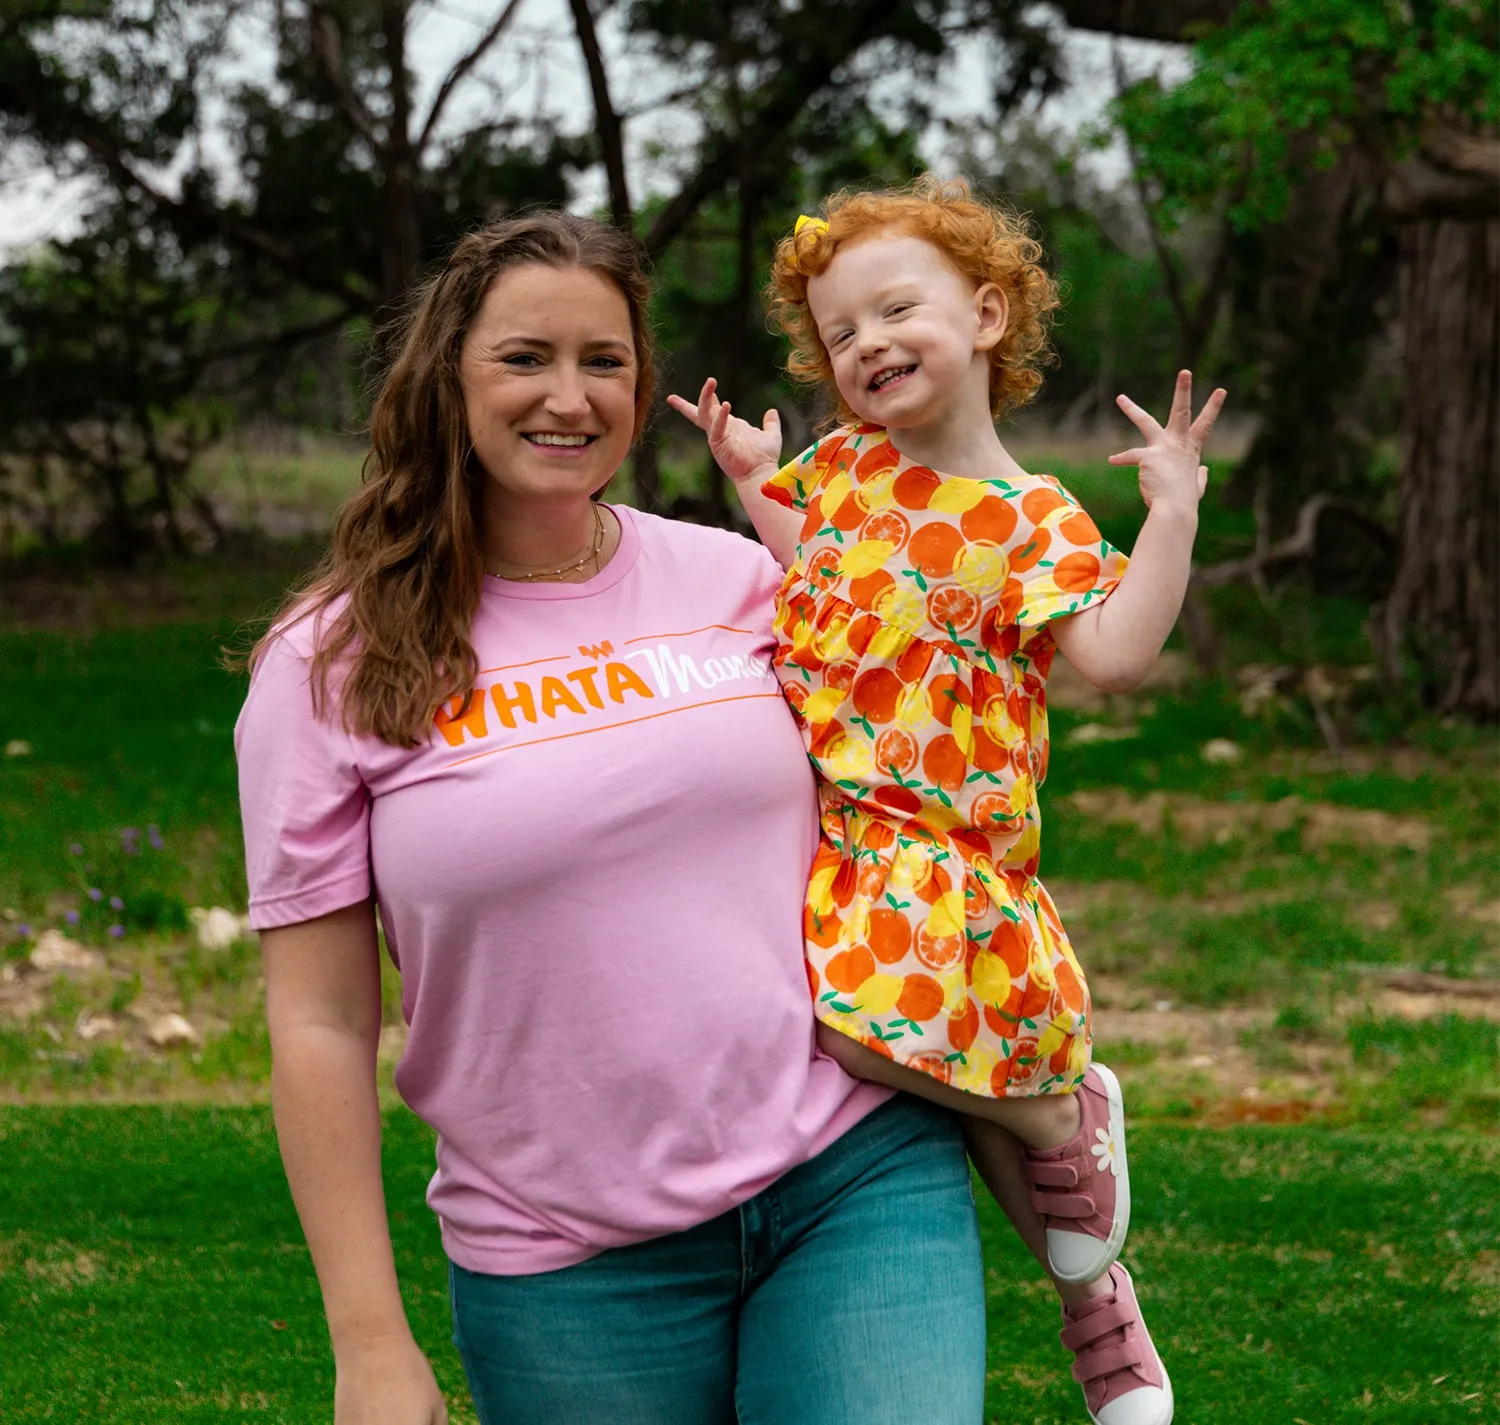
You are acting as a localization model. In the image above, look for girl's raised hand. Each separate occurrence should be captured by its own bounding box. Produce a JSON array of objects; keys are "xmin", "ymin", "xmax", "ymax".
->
[
  {"xmin": 1110, "ymin": 370, "xmax": 1227, "ymax": 516},
  {"xmin": 667, "ymin": 377, "xmax": 783, "ymax": 486}
]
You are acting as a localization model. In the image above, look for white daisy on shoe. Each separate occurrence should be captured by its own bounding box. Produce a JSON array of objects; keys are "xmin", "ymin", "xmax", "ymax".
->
[{"xmin": 1092, "ymin": 1125, "xmax": 1119, "ymax": 1175}]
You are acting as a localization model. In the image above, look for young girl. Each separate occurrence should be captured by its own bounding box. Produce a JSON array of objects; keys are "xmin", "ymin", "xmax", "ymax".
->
[{"xmin": 671, "ymin": 178, "xmax": 1223, "ymax": 1425}]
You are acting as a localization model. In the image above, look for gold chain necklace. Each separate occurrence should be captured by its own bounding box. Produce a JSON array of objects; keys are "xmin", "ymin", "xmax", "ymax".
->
[{"xmin": 491, "ymin": 504, "xmax": 605, "ymax": 583}]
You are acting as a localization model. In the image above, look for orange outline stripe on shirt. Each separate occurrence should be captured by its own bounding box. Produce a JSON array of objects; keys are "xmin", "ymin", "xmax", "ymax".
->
[
  {"xmin": 444, "ymin": 691, "xmax": 784, "ymax": 767},
  {"xmin": 476, "ymin": 654, "xmax": 572, "ymax": 676},
  {"xmin": 623, "ymin": 624, "xmax": 754, "ymax": 645}
]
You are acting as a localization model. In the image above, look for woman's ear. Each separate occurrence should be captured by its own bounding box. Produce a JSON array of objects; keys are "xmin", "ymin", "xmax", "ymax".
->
[{"xmin": 973, "ymin": 283, "xmax": 1008, "ymax": 353}]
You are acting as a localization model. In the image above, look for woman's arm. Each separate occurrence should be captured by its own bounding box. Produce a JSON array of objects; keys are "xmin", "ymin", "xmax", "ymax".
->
[
  {"xmin": 263, "ymin": 903, "xmax": 448, "ymax": 1425},
  {"xmin": 667, "ymin": 377, "xmax": 804, "ymax": 568}
]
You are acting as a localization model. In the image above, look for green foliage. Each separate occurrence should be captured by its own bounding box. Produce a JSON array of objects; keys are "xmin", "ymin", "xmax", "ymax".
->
[
  {"xmin": 1, "ymin": 1109, "xmax": 1494, "ymax": 1420},
  {"xmin": 1113, "ymin": 0, "xmax": 1500, "ymax": 232}
]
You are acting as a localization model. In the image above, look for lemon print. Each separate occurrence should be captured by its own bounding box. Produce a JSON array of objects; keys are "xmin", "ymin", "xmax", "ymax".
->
[
  {"xmin": 808, "ymin": 865, "xmax": 840, "ymax": 917},
  {"xmin": 811, "ymin": 614, "xmax": 852, "ymax": 662},
  {"xmin": 1008, "ymin": 773, "xmax": 1033, "ymax": 817},
  {"xmin": 970, "ymin": 853, "xmax": 998, "ymax": 887},
  {"xmin": 856, "ymin": 972, "xmax": 904, "ymax": 1016},
  {"xmin": 837, "ymin": 539, "xmax": 897, "ymax": 580},
  {"xmin": 939, "ymin": 966, "xmax": 970, "ymax": 1015},
  {"xmin": 872, "ymin": 583, "xmax": 926, "ymax": 629},
  {"xmin": 951, "ymin": 702, "xmax": 974, "ymax": 756},
  {"xmin": 1034, "ymin": 1009, "xmax": 1078, "ymax": 1060},
  {"xmin": 894, "ymin": 682, "xmax": 934, "ymax": 730},
  {"xmin": 952, "ymin": 540, "xmax": 1010, "ymax": 596},
  {"xmin": 921, "ymin": 801, "xmax": 970, "ymax": 834},
  {"xmin": 858, "ymin": 469, "xmax": 899, "ymax": 512},
  {"xmin": 841, "ymin": 899, "xmax": 871, "ymax": 947},
  {"xmin": 888, "ymin": 842, "xmax": 933, "ymax": 894},
  {"xmin": 820, "ymin": 470, "xmax": 853, "ymax": 515},
  {"xmin": 926, "ymin": 476, "xmax": 988, "ymax": 513},
  {"xmin": 802, "ymin": 686, "xmax": 848, "ymax": 726},
  {"xmin": 952, "ymin": 1043, "xmax": 999, "ymax": 1094},
  {"xmin": 1061, "ymin": 1030, "xmax": 1090, "ymax": 1081},
  {"xmin": 924, "ymin": 888, "xmax": 967, "ymax": 939},
  {"xmin": 1027, "ymin": 943, "xmax": 1056, "ymax": 992},
  {"xmin": 822, "ymin": 734, "xmax": 875, "ymax": 779},
  {"xmin": 971, "ymin": 950, "xmax": 1013, "ymax": 1006},
  {"xmin": 1010, "ymin": 819, "xmax": 1041, "ymax": 864},
  {"xmin": 867, "ymin": 622, "xmax": 911, "ymax": 660}
]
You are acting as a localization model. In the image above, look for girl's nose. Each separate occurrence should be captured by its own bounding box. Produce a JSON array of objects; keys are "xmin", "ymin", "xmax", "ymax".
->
[{"xmin": 856, "ymin": 325, "xmax": 890, "ymax": 358}]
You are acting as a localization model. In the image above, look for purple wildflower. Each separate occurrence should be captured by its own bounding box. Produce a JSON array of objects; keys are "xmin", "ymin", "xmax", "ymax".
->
[
  {"xmin": 64, "ymin": 910, "xmax": 80, "ymax": 926},
  {"xmin": 87, "ymin": 887, "xmax": 103, "ymax": 902},
  {"xmin": 109, "ymin": 896, "xmax": 125, "ymax": 911},
  {"xmin": 147, "ymin": 825, "xmax": 164, "ymax": 850},
  {"xmin": 68, "ymin": 843, "xmax": 83, "ymax": 856},
  {"xmin": 108, "ymin": 924, "xmax": 124, "ymax": 938},
  {"xmin": 17, "ymin": 924, "xmax": 30, "ymax": 938}
]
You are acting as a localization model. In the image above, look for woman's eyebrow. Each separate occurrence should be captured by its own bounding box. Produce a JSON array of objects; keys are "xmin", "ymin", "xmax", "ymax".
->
[{"xmin": 485, "ymin": 336, "xmax": 633, "ymax": 353}]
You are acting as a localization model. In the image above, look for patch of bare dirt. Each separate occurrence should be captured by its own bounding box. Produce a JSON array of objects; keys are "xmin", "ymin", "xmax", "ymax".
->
[{"xmin": 1067, "ymin": 788, "xmax": 1433, "ymax": 852}]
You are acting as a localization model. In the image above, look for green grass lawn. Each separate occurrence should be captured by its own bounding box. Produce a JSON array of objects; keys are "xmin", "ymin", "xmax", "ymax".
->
[{"xmin": 0, "ymin": 1106, "xmax": 1494, "ymax": 1423}]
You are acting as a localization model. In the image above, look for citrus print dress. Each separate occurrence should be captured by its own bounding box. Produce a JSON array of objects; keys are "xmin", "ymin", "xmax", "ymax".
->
[{"xmin": 763, "ymin": 423, "xmax": 1128, "ymax": 1099}]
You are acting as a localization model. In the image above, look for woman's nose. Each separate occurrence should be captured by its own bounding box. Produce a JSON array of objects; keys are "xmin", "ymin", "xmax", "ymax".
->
[{"xmin": 543, "ymin": 365, "xmax": 591, "ymax": 417}]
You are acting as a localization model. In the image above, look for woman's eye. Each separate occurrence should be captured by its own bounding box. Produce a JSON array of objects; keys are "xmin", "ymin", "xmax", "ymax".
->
[
  {"xmin": 503, "ymin": 353, "xmax": 542, "ymax": 368},
  {"xmin": 587, "ymin": 356, "xmax": 624, "ymax": 370}
]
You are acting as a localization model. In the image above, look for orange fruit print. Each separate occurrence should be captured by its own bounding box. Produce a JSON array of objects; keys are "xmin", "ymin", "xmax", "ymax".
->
[{"xmin": 764, "ymin": 425, "xmax": 1128, "ymax": 1099}]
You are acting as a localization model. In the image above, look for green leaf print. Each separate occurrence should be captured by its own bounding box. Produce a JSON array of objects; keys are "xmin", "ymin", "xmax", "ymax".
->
[
  {"xmin": 851, "ymin": 714, "xmax": 875, "ymax": 739},
  {"xmin": 819, "ymin": 991, "xmax": 842, "ymax": 1002},
  {"xmin": 884, "ymin": 893, "xmax": 911, "ymax": 912},
  {"xmin": 943, "ymin": 1051, "xmax": 968, "ymax": 1064},
  {"xmin": 1038, "ymin": 559, "xmax": 1054, "ymax": 568},
  {"xmin": 826, "ymin": 999, "xmax": 857, "ymax": 1014},
  {"xmin": 1001, "ymin": 905, "xmax": 1021, "ymax": 923},
  {"xmin": 901, "ymin": 568, "xmax": 929, "ymax": 591},
  {"xmin": 970, "ymin": 929, "xmax": 992, "ymax": 944}
]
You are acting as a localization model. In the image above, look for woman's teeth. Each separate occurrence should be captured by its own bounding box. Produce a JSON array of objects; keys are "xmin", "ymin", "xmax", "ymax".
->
[{"xmin": 527, "ymin": 434, "xmax": 593, "ymax": 446}]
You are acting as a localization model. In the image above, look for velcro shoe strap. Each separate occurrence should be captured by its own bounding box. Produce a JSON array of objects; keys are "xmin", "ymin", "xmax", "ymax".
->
[
  {"xmin": 1060, "ymin": 1300, "xmax": 1136, "ymax": 1352},
  {"xmin": 1030, "ymin": 1189, "xmax": 1095, "ymax": 1220},
  {"xmin": 1070, "ymin": 1340, "xmax": 1145, "ymax": 1385},
  {"xmin": 1023, "ymin": 1157, "xmax": 1081, "ymax": 1188}
]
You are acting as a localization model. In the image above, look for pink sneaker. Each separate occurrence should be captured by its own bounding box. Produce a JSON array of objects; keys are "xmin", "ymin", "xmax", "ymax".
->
[
  {"xmin": 1023, "ymin": 1062, "xmax": 1130, "ymax": 1283},
  {"xmin": 1061, "ymin": 1264, "xmax": 1173, "ymax": 1425}
]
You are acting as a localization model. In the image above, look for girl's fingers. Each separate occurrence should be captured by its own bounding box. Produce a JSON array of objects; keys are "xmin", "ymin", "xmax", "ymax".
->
[
  {"xmin": 1115, "ymin": 393, "xmax": 1163, "ymax": 441},
  {"xmin": 1166, "ymin": 369, "xmax": 1194, "ymax": 432},
  {"xmin": 666, "ymin": 393, "xmax": 708, "ymax": 429},
  {"xmin": 1189, "ymin": 387, "xmax": 1228, "ymax": 446},
  {"xmin": 1107, "ymin": 448, "xmax": 1149, "ymax": 466},
  {"xmin": 762, "ymin": 407, "xmax": 781, "ymax": 434},
  {"xmin": 1197, "ymin": 464, "xmax": 1209, "ymax": 496}
]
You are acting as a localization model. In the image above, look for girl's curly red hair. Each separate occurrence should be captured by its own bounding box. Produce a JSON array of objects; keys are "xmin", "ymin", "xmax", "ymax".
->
[{"xmin": 767, "ymin": 176, "xmax": 1058, "ymax": 423}]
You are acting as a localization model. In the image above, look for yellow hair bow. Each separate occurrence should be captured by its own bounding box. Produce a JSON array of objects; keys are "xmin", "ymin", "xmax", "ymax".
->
[{"xmin": 794, "ymin": 214, "xmax": 829, "ymax": 237}]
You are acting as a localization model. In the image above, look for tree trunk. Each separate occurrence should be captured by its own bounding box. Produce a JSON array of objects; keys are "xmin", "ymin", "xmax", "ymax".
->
[
  {"xmin": 1379, "ymin": 214, "xmax": 1500, "ymax": 717},
  {"xmin": 378, "ymin": 2, "xmax": 422, "ymax": 313}
]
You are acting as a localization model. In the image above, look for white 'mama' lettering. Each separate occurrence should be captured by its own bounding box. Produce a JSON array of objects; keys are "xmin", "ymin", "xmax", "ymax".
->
[{"xmin": 625, "ymin": 645, "xmax": 769, "ymax": 699}]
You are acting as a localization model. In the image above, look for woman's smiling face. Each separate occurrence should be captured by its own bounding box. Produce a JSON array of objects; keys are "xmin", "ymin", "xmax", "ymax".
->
[
  {"xmin": 806, "ymin": 230, "xmax": 999, "ymax": 435},
  {"xmin": 459, "ymin": 263, "xmax": 638, "ymax": 513}
]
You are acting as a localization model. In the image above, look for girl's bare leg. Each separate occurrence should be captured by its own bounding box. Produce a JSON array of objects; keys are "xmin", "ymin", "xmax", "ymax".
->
[{"xmin": 817, "ymin": 1024, "xmax": 1112, "ymax": 1305}]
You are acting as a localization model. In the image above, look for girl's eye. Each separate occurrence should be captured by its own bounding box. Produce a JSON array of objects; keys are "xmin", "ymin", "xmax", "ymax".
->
[
  {"xmin": 830, "ymin": 330, "xmax": 853, "ymax": 349},
  {"xmin": 888, "ymin": 304, "xmax": 911, "ymax": 317}
]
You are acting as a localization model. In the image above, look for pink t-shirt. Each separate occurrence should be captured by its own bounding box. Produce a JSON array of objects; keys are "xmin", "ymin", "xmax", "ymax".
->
[{"xmin": 236, "ymin": 506, "xmax": 886, "ymax": 1275}]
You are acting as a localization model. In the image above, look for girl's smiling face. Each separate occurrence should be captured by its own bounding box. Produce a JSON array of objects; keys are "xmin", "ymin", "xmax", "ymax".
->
[{"xmin": 806, "ymin": 230, "xmax": 1005, "ymax": 437}]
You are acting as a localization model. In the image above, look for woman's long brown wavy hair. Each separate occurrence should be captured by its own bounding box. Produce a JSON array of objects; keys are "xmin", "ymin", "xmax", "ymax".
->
[{"xmin": 251, "ymin": 211, "xmax": 656, "ymax": 748}]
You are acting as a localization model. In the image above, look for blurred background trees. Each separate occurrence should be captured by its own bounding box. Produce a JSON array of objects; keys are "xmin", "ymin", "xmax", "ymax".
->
[{"xmin": 0, "ymin": 0, "xmax": 1495, "ymax": 716}]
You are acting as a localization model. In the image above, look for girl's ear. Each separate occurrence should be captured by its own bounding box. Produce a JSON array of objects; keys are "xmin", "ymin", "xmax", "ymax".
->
[{"xmin": 973, "ymin": 283, "xmax": 1008, "ymax": 352}]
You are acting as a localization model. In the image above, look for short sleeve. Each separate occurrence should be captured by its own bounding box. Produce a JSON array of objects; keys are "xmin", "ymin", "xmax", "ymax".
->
[
  {"xmin": 761, "ymin": 439, "xmax": 829, "ymax": 513},
  {"xmin": 1009, "ymin": 477, "xmax": 1129, "ymax": 627},
  {"xmin": 235, "ymin": 633, "xmax": 372, "ymax": 930}
]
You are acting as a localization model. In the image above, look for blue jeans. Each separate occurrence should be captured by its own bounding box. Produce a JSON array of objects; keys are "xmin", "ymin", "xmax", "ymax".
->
[{"xmin": 449, "ymin": 1096, "xmax": 986, "ymax": 1424}]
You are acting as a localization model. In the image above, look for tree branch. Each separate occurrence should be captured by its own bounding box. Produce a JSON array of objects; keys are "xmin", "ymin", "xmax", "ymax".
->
[
  {"xmin": 1192, "ymin": 494, "xmax": 1393, "ymax": 589},
  {"xmin": 568, "ymin": 0, "xmax": 631, "ymax": 229},
  {"xmin": 308, "ymin": 5, "xmax": 382, "ymax": 153},
  {"xmin": 416, "ymin": 0, "xmax": 528, "ymax": 158},
  {"xmin": 1050, "ymin": 0, "xmax": 1238, "ymax": 43}
]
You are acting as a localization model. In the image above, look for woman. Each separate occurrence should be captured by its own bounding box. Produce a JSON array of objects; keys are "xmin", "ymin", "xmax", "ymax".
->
[{"xmin": 236, "ymin": 211, "xmax": 987, "ymax": 1424}]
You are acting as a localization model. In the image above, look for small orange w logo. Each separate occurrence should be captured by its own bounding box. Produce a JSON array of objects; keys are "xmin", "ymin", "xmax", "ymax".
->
[{"xmin": 578, "ymin": 640, "xmax": 614, "ymax": 660}]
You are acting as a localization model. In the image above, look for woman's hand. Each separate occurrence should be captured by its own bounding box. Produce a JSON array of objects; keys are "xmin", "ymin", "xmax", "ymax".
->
[
  {"xmin": 334, "ymin": 1334, "xmax": 449, "ymax": 1424},
  {"xmin": 667, "ymin": 377, "xmax": 783, "ymax": 486},
  {"xmin": 1109, "ymin": 369, "xmax": 1227, "ymax": 518}
]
